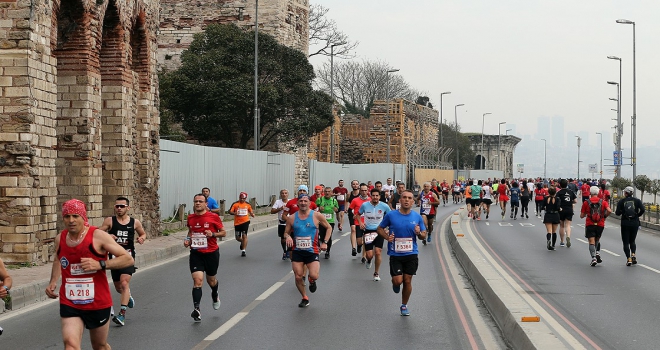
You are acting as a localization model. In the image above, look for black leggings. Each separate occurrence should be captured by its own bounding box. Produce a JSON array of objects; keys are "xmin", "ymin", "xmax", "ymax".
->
[
  {"xmin": 621, "ymin": 225, "xmax": 639, "ymax": 258},
  {"xmin": 521, "ymin": 198, "xmax": 530, "ymax": 214},
  {"xmin": 320, "ymin": 223, "xmax": 334, "ymax": 252},
  {"xmin": 535, "ymin": 200, "xmax": 544, "ymax": 215}
]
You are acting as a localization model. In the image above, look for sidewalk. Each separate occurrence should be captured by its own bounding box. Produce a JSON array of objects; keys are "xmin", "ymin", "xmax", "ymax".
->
[{"xmin": 3, "ymin": 214, "xmax": 280, "ymax": 313}]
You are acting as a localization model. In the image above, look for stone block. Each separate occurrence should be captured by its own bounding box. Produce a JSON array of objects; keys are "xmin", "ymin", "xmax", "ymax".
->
[
  {"xmin": 0, "ymin": 133, "xmax": 19, "ymax": 141},
  {"xmin": 1, "ymin": 233, "xmax": 31, "ymax": 243}
]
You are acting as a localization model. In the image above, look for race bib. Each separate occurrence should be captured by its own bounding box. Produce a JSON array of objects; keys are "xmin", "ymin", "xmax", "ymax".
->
[
  {"xmin": 337, "ymin": 195, "xmax": 345, "ymax": 201},
  {"xmin": 422, "ymin": 203, "xmax": 431, "ymax": 209},
  {"xmin": 65, "ymin": 277, "xmax": 94, "ymax": 304},
  {"xmin": 324, "ymin": 213, "xmax": 333, "ymax": 220},
  {"xmin": 394, "ymin": 238, "xmax": 413, "ymax": 253},
  {"xmin": 364, "ymin": 232, "xmax": 378, "ymax": 244},
  {"xmin": 296, "ymin": 237, "xmax": 312, "ymax": 249},
  {"xmin": 191, "ymin": 233, "xmax": 208, "ymax": 249},
  {"xmin": 237, "ymin": 208, "xmax": 248, "ymax": 216}
]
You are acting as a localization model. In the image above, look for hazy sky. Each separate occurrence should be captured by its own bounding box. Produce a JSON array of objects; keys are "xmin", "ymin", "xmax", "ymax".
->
[{"xmin": 309, "ymin": 0, "xmax": 659, "ymax": 148}]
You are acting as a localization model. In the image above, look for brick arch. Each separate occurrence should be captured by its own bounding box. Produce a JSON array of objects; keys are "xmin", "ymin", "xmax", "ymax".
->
[{"xmin": 130, "ymin": 10, "xmax": 151, "ymax": 92}]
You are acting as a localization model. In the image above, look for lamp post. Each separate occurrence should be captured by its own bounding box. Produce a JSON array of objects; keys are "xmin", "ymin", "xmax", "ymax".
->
[
  {"xmin": 608, "ymin": 81, "xmax": 621, "ymax": 177},
  {"xmin": 596, "ymin": 132, "xmax": 603, "ymax": 179},
  {"xmin": 329, "ymin": 42, "xmax": 344, "ymax": 163},
  {"xmin": 541, "ymin": 139, "xmax": 547, "ymax": 179},
  {"xmin": 498, "ymin": 122, "xmax": 506, "ymax": 172},
  {"xmin": 506, "ymin": 129, "xmax": 512, "ymax": 135},
  {"xmin": 616, "ymin": 19, "xmax": 636, "ymax": 189},
  {"xmin": 481, "ymin": 112, "xmax": 491, "ymax": 169},
  {"xmin": 576, "ymin": 136, "xmax": 581, "ymax": 179},
  {"xmin": 253, "ymin": 0, "xmax": 259, "ymax": 150},
  {"xmin": 439, "ymin": 92, "xmax": 451, "ymax": 148},
  {"xmin": 385, "ymin": 69, "xmax": 399, "ymax": 164},
  {"xmin": 454, "ymin": 103, "xmax": 465, "ymax": 170}
]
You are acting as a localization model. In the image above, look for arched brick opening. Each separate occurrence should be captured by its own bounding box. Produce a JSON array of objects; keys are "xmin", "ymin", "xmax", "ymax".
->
[
  {"xmin": 53, "ymin": 0, "xmax": 104, "ymax": 225},
  {"xmin": 475, "ymin": 155, "xmax": 486, "ymax": 170},
  {"xmin": 130, "ymin": 11, "xmax": 150, "ymax": 92}
]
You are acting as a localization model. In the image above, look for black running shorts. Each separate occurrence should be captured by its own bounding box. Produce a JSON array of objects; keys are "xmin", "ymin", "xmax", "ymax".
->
[
  {"xmin": 189, "ymin": 249, "xmax": 220, "ymax": 276},
  {"xmin": 60, "ymin": 304, "xmax": 111, "ymax": 330},
  {"xmin": 585, "ymin": 225, "xmax": 604, "ymax": 239},
  {"xmin": 291, "ymin": 250, "xmax": 319, "ymax": 264},
  {"xmin": 389, "ymin": 254, "xmax": 419, "ymax": 276}
]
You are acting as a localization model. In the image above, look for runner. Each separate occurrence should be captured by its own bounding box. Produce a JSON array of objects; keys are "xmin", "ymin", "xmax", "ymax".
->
[
  {"xmin": 0, "ymin": 257, "xmax": 12, "ymax": 334},
  {"xmin": 615, "ymin": 186, "xmax": 644, "ymax": 266},
  {"xmin": 316, "ymin": 187, "xmax": 339, "ymax": 259},
  {"xmin": 383, "ymin": 178, "xmax": 396, "ymax": 202},
  {"xmin": 497, "ymin": 179, "xmax": 510, "ymax": 219},
  {"xmin": 418, "ymin": 182, "xmax": 439, "ymax": 244},
  {"xmin": 388, "ymin": 181, "xmax": 406, "ymax": 210},
  {"xmin": 201, "ymin": 187, "xmax": 221, "ymax": 216},
  {"xmin": 480, "ymin": 181, "xmax": 493, "ymax": 219},
  {"xmin": 440, "ymin": 179, "xmax": 451, "ymax": 206},
  {"xmin": 229, "ymin": 192, "xmax": 255, "ymax": 257},
  {"xmin": 271, "ymin": 189, "xmax": 290, "ymax": 260},
  {"xmin": 543, "ymin": 187, "xmax": 561, "ymax": 250},
  {"xmin": 580, "ymin": 186, "xmax": 612, "ymax": 266},
  {"xmin": 45, "ymin": 199, "xmax": 134, "ymax": 349},
  {"xmin": 534, "ymin": 182, "xmax": 547, "ymax": 218},
  {"xmin": 470, "ymin": 180, "xmax": 483, "ymax": 220},
  {"xmin": 598, "ymin": 183, "xmax": 611, "ymax": 203},
  {"xmin": 283, "ymin": 194, "xmax": 331, "ymax": 307},
  {"xmin": 464, "ymin": 180, "xmax": 473, "ymax": 217},
  {"xmin": 349, "ymin": 183, "xmax": 372, "ymax": 261},
  {"xmin": 359, "ymin": 188, "xmax": 391, "ymax": 281},
  {"xmin": 346, "ymin": 180, "xmax": 361, "ymax": 256},
  {"xmin": 509, "ymin": 181, "xmax": 521, "ymax": 220},
  {"xmin": 376, "ymin": 190, "xmax": 427, "ymax": 316},
  {"xmin": 374, "ymin": 181, "xmax": 388, "ymax": 203},
  {"xmin": 492, "ymin": 180, "xmax": 499, "ymax": 207},
  {"xmin": 183, "ymin": 194, "xmax": 226, "ymax": 321},
  {"xmin": 520, "ymin": 180, "xmax": 531, "ymax": 219},
  {"xmin": 580, "ymin": 180, "xmax": 591, "ymax": 203},
  {"xmin": 452, "ymin": 180, "xmax": 461, "ymax": 204},
  {"xmin": 556, "ymin": 179, "xmax": 577, "ymax": 248},
  {"xmin": 412, "ymin": 181, "xmax": 422, "ymax": 205},
  {"xmin": 98, "ymin": 197, "xmax": 147, "ymax": 326},
  {"xmin": 332, "ymin": 180, "xmax": 349, "ymax": 232},
  {"xmin": 283, "ymin": 185, "xmax": 318, "ymax": 284},
  {"xmin": 310, "ymin": 185, "xmax": 323, "ymax": 204}
]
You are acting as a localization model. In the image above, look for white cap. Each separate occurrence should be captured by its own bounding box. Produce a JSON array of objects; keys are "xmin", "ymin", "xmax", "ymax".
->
[
  {"xmin": 624, "ymin": 186, "xmax": 634, "ymax": 194},
  {"xmin": 590, "ymin": 186, "xmax": 600, "ymax": 195}
]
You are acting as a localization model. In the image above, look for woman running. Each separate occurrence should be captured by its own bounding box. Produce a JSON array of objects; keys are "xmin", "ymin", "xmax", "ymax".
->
[
  {"xmin": 509, "ymin": 181, "xmax": 521, "ymax": 220},
  {"xmin": 543, "ymin": 187, "xmax": 561, "ymax": 250},
  {"xmin": 534, "ymin": 182, "xmax": 547, "ymax": 218},
  {"xmin": 520, "ymin": 180, "xmax": 531, "ymax": 219},
  {"xmin": 497, "ymin": 178, "xmax": 509, "ymax": 219}
]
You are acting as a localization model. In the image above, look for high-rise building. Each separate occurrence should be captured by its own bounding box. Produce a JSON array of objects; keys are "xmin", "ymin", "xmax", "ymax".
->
[
  {"xmin": 551, "ymin": 116, "xmax": 565, "ymax": 148},
  {"xmin": 537, "ymin": 116, "xmax": 551, "ymax": 140}
]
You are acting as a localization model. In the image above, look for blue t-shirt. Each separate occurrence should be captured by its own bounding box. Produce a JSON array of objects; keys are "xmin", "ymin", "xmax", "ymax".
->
[
  {"xmin": 510, "ymin": 187, "xmax": 521, "ymax": 202},
  {"xmin": 292, "ymin": 212, "xmax": 319, "ymax": 253},
  {"xmin": 358, "ymin": 201, "xmax": 391, "ymax": 230},
  {"xmin": 207, "ymin": 196, "xmax": 219, "ymax": 211},
  {"xmin": 379, "ymin": 210, "xmax": 426, "ymax": 257}
]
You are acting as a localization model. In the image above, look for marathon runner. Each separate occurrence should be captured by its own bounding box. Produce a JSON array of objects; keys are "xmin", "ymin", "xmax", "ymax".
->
[
  {"xmin": 316, "ymin": 187, "xmax": 339, "ymax": 259},
  {"xmin": 359, "ymin": 188, "xmax": 391, "ymax": 281},
  {"xmin": 418, "ymin": 182, "xmax": 439, "ymax": 244},
  {"xmin": 333, "ymin": 180, "xmax": 349, "ymax": 231},
  {"xmin": 556, "ymin": 179, "xmax": 577, "ymax": 247},
  {"xmin": 349, "ymin": 183, "xmax": 371, "ymax": 262},
  {"xmin": 440, "ymin": 179, "xmax": 450, "ymax": 206},
  {"xmin": 509, "ymin": 181, "xmax": 521, "ymax": 220},
  {"xmin": 580, "ymin": 186, "xmax": 612, "ymax": 266},
  {"xmin": 388, "ymin": 181, "xmax": 406, "ymax": 210},
  {"xmin": 346, "ymin": 180, "xmax": 361, "ymax": 257},
  {"xmin": 271, "ymin": 189, "xmax": 290, "ymax": 260},
  {"xmin": 229, "ymin": 192, "xmax": 255, "ymax": 257},
  {"xmin": 480, "ymin": 181, "xmax": 493, "ymax": 219}
]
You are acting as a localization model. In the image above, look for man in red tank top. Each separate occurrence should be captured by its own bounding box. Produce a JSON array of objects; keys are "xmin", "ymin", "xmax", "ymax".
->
[{"xmin": 45, "ymin": 199, "xmax": 134, "ymax": 350}]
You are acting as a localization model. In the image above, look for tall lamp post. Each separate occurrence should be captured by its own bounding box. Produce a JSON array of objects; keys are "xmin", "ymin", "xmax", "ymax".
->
[
  {"xmin": 616, "ymin": 19, "xmax": 636, "ymax": 189},
  {"xmin": 385, "ymin": 69, "xmax": 399, "ymax": 164},
  {"xmin": 481, "ymin": 112, "xmax": 491, "ymax": 169},
  {"xmin": 506, "ymin": 129, "xmax": 512, "ymax": 135},
  {"xmin": 608, "ymin": 81, "xmax": 621, "ymax": 177},
  {"xmin": 576, "ymin": 136, "xmax": 582, "ymax": 179},
  {"xmin": 454, "ymin": 104, "xmax": 465, "ymax": 170},
  {"xmin": 253, "ymin": 0, "xmax": 259, "ymax": 150},
  {"xmin": 596, "ymin": 132, "xmax": 603, "ymax": 179},
  {"xmin": 541, "ymin": 139, "xmax": 547, "ymax": 179},
  {"xmin": 498, "ymin": 122, "xmax": 506, "ymax": 171},
  {"xmin": 439, "ymin": 92, "xmax": 451, "ymax": 148},
  {"xmin": 329, "ymin": 42, "xmax": 344, "ymax": 162}
]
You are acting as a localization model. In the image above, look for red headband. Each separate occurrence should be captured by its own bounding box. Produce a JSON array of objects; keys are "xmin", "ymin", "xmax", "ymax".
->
[
  {"xmin": 62, "ymin": 199, "xmax": 88, "ymax": 224},
  {"xmin": 240, "ymin": 192, "xmax": 248, "ymax": 199}
]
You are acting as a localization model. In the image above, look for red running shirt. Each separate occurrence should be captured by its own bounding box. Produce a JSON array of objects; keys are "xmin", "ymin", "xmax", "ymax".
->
[
  {"xmin": 581, "ymin": 197, "xmax": 610, "ymax": 227},
  {"xmin": 187, "ymin": 211, "xmax": 224, "ymax": 253}
]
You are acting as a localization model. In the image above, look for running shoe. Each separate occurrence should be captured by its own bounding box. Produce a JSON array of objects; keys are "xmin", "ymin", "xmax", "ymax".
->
[
  {"xmin": 486, "ymin": 214, "xmax": 489, "ymax": 219},
  {"xmin": 422, "ymin": 239, "xmax": 427, "ymax": 246},
  {"xmin": 361, "ymin": 257, "xmax": 366, "ymax": 264},
  {"xmin": 632, "ymin": 255, "xmax": 637, "ymax": 264},
  {"xmin": 366, "ymin": 260, "xmax": 372, "ymax": 269},
  {"xmin": 357, "ymin": 245, "xmax": 362, "ymax": 253},
  {"xmin": 352, "ymin": 247, "xmax": 357, "ymax": 256},
  {"xmin": 514, "ymin": 216, "xmax": 517, "ymax": 220},
  {"xmin": 373, "ymin": 273, "xmax": 380, "ymax": 281},
  {"xmin": 392, "ymin": 284, "xmax": 401, "ymax": 294},
  {"xmin": 566, "ymin": 237, "xmax": 571, "ymax": 248},
  {"xmin": 338, "ymin": 225, "xmax": 343, "ymax": 232},
  {"xmin": 596, "ymin": 254, "xmax": 602, "ymax": 264},
  {"xmin": 501, "ymin": 214, "xmax": 505, "ymax": 220},
  {"xmin": 325, "ymin": 252, "xmax": 330, "ymax": 259},
  {"xmin": 191, "ymin": 308, "xmax": 202, "ymax": 322},
  {"xmin": 309, "ymin": 280, "xmax": 317, "ymax": 293},
  {"xmin": 128, "ymin": 295, "xmax": 135, "ymax": 308},
  {"xmin": 560, "ymin": 242, "xmax": 565, "ymax": 247},
  {"xmin": 241, "ymin": 251, "xmax": 246, "ymax": 257},
  {"xmin": 298, "ymin": 298, "xmax": 310, "ymax": 308},
  {"xmin": 510, "ymin": 214, "xmax": 513, "ymax": 219},
  {"xmin": 213, "ymin": 297, "xmax": 221, "ymax": 310},
  {"xmin": 590, "ymin": 258, "xmax": 597, "ymax": 267},
  {"xmin": 547, "ymin": 240, "xmax": 554, "ymax": 251},
  {"xmin": 525, "ymin": 214, "xmax": 529, "ymax": 219},
  {"xmin": 427, "ymin": 234, "xmax": 432, "ymax": 243},
  {"xmin": 626, "ymin": 258, "xmax": 632, "ymax": 266},
  {"xmin": 112, "ymin": 314, "xmax": 125, "ymax": 326},
  {"xmin": 400, "ymin": 304, "xmax": 410, "ymax": 316}
]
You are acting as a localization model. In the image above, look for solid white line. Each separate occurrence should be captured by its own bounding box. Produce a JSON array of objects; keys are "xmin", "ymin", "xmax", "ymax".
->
[
  {"xmin": 601, "ymin": 249, "xmax": 620, "ymax": 257},
  {"xmin": 203, "ymin": 312, "xmax": 249, "ymax": 340},
  {"xmin": 255, "ymin": 282, "xmax": 284, "ymax": 301},
  {"xmin": 341, "ymin": 232, "xmax": 350, "ymax": 237},
  {"xmin": 332, "ymin": 238, "xmax": 341, "ymax": 244},
  {"xmin": 639, "ymin": 264, "xmax": 660, "ymax": 274}
]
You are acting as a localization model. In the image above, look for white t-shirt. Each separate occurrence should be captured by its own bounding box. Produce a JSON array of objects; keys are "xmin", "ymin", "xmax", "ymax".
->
[
  {"xmin": 526, "ymin": 182, "xmax": 535, "ymax": 194},
  {"xmin": 272, "ymin": 199, "xmax": 288, "ymax": 223},
  {"xmin": 382, "ymin": 184, "xmax": 395, "ymax": 198},
  {"xmin": 482, "ymin": 185, "xmax": 492, "ymax": 200}
]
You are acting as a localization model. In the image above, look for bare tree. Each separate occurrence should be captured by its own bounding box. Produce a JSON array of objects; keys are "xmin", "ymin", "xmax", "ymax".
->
[
  {"xmin": 316, "ymin": 59, "xmax": 425, "ymax": 116},
  {"xmin": 308, "ymin": 4, "xmax": 358, "ymax": 58}
]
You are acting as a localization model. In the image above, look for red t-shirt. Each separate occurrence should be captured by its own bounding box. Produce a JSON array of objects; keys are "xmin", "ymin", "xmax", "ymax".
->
[
  {"xmin": 581, "ymin": 197, "xmax": 609, "ymax": 227},
  {"xmin": 581, "ymin": 183, "xmax": 591, "ymax": 197},
  {"xmin": 187, "ymin": 211, "xmax": 224, "ymax": 253},
  {"xmin": 598, "ymin": 189, "xmax": 611, "ymax": 201},
  {"xmin": 333, "ymin": 186, "xmax": 349, "ymax": 204},
  {"xmin": 285, "ymin": 198, "xmax": 317, "ymax": 216},
  {"xmin": 349, "ymin": 196, "xmax": 370, "ymax": 225},
  {"xmin": 534, "ymin": 188, "xmax": 547, "ymax": 201}
]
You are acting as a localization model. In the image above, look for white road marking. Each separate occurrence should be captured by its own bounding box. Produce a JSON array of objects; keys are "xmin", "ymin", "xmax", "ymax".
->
[
  {"xmin": 498, "ymin": 222, "xmax": 513, "ymax": 227},
  {"xmin": 639, "ymin": 264, "xmax": 660, "ymax": 274},
  {"xmin": 341, "ymin": 232, "xmax": 350, "ymax": 237},
  {"xmin": 520, "ymin": 223, "xmax": 535, "ymax": 227},
  {"xmin": 332, "ymin": 238, "xmax": 341, "ymax": 244},
  {"xmin": 601, "ymin": 249, "xmax": 620, "ymax": 257}
]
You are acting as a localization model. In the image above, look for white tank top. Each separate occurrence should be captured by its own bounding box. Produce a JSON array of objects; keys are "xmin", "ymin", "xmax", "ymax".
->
[{"xmin": 482, "ymin": 186, "xmax": 492, "ymax": 200}]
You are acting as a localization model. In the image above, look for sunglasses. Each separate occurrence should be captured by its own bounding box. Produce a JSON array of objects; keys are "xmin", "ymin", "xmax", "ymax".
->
[
  {"xmin": 115, "ymin": 205, "xmax": 127, "ymax": 208},
  {"xmin": 193, "ymin": 200, "xmax": 205, "ymax": 203}
]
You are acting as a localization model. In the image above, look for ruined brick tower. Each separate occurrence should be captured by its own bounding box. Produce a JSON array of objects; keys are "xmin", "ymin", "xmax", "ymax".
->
[{"xmin": 0, "ymin": 0, "xmax": 161, "ymax": 263}]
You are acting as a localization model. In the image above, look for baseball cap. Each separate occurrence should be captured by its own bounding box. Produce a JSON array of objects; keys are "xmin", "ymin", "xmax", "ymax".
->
[
  {"xmin": 297, "ymin": 185, "xmax": 309, "ymax": 192},
  {"xmin": 239, "ymin": 192, "xmax": 248, "ymax": 199},
  {"xmin": 590, "ymin": 186, "xmax": 600, "ymax": 195},
  {"xmin": 314, "ymin": 185, "xmax": 323, "ymax": 191},
  {"xmin": 624, "ymin": 186, "xmax": 634, "ymax": 194}
]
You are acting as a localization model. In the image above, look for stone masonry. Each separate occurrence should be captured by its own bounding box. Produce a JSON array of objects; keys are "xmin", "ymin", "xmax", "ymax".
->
[
  {"xmin": 0, "ymin": 0, "xmax": 160, "ymax": 264},
  {"xmin": 468, "ymin": 134, "xmax": 521, "ymax": 179}
]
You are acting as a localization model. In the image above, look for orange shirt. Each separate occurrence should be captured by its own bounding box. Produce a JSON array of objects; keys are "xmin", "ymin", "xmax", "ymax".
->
[{"xmin": 230, "ymin": 201, "xmax": 253, "ymax": 226}]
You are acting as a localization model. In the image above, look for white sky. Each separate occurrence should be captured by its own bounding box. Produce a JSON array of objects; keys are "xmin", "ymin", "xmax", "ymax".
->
[{"xmin": 309, "ymin": 0, "xmax": 659, "ymax": 148}]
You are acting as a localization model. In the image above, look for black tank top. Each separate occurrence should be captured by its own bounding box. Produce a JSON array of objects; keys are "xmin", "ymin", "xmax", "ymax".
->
[
  {"xmin": 109, "ymin": 216, "xmax": 136, "ymax": 257},
  {"xmin": 391, "ymin": 192, "xmax": 401, "ymax": 207},
  {"xmin": 347, "ymin": 191, "xmax": 360, "ymax": 214}
]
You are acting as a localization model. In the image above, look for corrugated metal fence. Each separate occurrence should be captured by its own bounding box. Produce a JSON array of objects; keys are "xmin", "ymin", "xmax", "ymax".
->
[{"xmin": 308, "ymin": 160, "xmax": 407, "ymax": 188}]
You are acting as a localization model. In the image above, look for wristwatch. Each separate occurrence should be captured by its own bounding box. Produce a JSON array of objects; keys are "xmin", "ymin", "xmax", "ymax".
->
[
  {"xmin": 321, "ymin": 240, "xmax": 327, "ymax": 244},
  {"xmin": 2, "ymin": 286, "xmax": 9, "ymax": 295},
  {"xmin": 99, "ymin": 260, "xmax": 107, "ymax": 271}
]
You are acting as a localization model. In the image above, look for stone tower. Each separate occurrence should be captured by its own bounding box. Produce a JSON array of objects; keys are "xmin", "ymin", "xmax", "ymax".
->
[{"xmin": 0, "ymin": 0, "xmax": 161, "ymax": 263}]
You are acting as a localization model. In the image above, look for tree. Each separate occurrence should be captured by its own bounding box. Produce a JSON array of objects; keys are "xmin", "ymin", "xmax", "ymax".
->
[
  {"xmin": 308, "ymin": 4, "xmax": 358, "ymax": 58},
  {"xmin": 633, "ymin": 175, "xmax": 652, "ymax": 202},
  {"xmin": 444, "ymin": 122, "xmax": 475, "ymax": 170},
  {"xmin": 611, "ymin": 176, "xmax": 632, "ymax": 199},
  {"xmin": 649, "ymin": 179, "xmax": 660, "ymax": 205},
  {"xmin": 416, "ymin": 96, "xmax": 433, "ymax": 108},
  {"xmin": 160, "ymin": 24, "xmax": 333, "ymax": 149}
]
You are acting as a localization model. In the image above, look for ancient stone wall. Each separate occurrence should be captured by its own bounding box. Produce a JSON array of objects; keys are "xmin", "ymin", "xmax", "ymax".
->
[
  {"xmin": 0, "ymin": 0, "xmax": 160, "ymax": 264},
  {"xmin": 158, "ymin": 0, "xmax": 309, "ymax": 71},
  {"xmin": 468, "ymin": 134, "xmax": 521, "ymax": 179},
  {"xmin": 308, "ymin": 113, "xmax": 339, "ymax": 162}
]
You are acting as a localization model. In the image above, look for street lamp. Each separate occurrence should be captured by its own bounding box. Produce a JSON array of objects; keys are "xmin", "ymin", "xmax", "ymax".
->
[
  {"xmin": 439, "ymin": 92, "xmax": 451, "ymax": 148},
  {"xmin": 596, "ymin": 132, "xmax": 603, "ymax": 179},
  {"xmin": 253, "ymin": 0, "xmax": 260, "ymax": 150},
  {"xmin": 329, "ymin": 42, "xmax": 345, "ymax": 163},
  {"xmin": 481, "ymin": 112, "xmax": 491, "ymax": 169},
  {"xmin": 541, "ymin": 139, "xmax": 547, "ymax": 179},
  {"xmin": 506, "ymin": 129, "xmax": 512, "ymax": 135},
  {"xmin": 608, "ymin": 80, "xmax": 621, "ymax": 177},
  {"xmin": 617, "ymin": 19, "xmax": 636, "ymax": 187},
  {"xmin": 385, "ymin": 68, "xmax": 399, "ymax": 164},
  {"xmin": 454, "ymin": 103, "xmax": 465, "ymax": 170},
  {"xmin": 498, "ymin": 122, "xmax": 506, "ymax": 172},
  {"xmin": 576, "ymin": 136, "xmax": 581, "ymax": 179}
]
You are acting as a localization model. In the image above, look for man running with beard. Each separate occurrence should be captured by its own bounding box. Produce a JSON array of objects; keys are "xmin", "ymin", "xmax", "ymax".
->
[
  {"xmin": 346, "ymin": 180, "xmax": 361, "ymax": 256},
  {"xmin": 333, "ymin": 180, "xmax": 349, "ymax": 231},
  {"xmin": 388, "ymin": 181, "xmax": 406, "ymax": 210},
  {"xmin": 284, "ymin": 194, "xmax": 331, "ymax": 307},
  {"xmin": 271, "ymin": 189, "xmax": 290, "ymax": 260},
  {"xmin": 359, "ymin": 188, "xmax": 391, "ymax": 281},
  {"xmin": 556, "ymin": 179, "xmax": 577, "ymax": 247},
  {"xmin": 419, "ymin": 182, "xmax": 439, "ymax": 244},
  {"xmin": 316, "ymin": 187, "xmax": 338, "ymax": 259},
  {"xmin": 377, "ymin": 190, "xmax": 426, "ymax": 316},
  {"xmin": 349, "ymin": 184, "xmax": 371, "ymax": 262}
]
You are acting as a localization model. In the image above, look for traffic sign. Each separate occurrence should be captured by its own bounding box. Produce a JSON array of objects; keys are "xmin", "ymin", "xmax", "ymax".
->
[
  {"xmin": 589, "ymin": 164, "xmax": 597, "ymax": 172},
  {"xmin": 516, "ymin": 163, "xmax": 524, "ymax": 173},
  {"xmin": 613, "ymin": 151, "xmax": 622, "ymax": 166}
]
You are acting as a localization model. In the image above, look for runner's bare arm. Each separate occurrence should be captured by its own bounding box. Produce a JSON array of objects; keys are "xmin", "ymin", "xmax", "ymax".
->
[
  {"xmin": 81, "ymin": 230, "xmax": 133, "ymax": 272},
  {"xmin": 98, "ymin": 217, "xmax": 116, "ymax": 239},
  {"xmin": 45, "ymin": 234, "xmax": 62, "ymax": 298},
  {"xmin": 283, "ymin": 216, "xmax": 294, "ymax": 247},
  {"xmin": 0, "ymin": 258, "xmax": 12, "ymax": 298},
  {"xmin": 134, "ymin": 219, "xmax": 147, "ymax": 244}
]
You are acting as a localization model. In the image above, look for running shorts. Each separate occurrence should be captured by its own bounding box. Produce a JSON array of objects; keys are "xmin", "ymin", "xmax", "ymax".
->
[
  {"xmin": 363, "ymin": 230, "xmax": 384, "ymax": 251},
  {"xmin": 291, "ymin": 250, "xmax": 319, "ymax": 264},
  {"xmin": 389, "ymin": 254, "xmax": 419, "ymax": 276},
  {"xmin": 559, "ymin": 210, "xmax": 574, "ymax": 221},
  {"xmin": 60, "ymin": 304, "xmax": 111, "ymax": 330},
  {"xmin": 584, "ymin": 225, "xmax": 604, "ymax": 239},
  {"xmin": 234, "ymin": 221, "xmax": 250, "ymax": 239},
  {"xmin": 189, "ymin": 249, "xmax": 220, "ymax": 276}
]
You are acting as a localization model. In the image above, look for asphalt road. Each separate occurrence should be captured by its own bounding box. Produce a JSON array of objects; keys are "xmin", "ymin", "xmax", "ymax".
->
[
  {"xmin": 465, "ymin": 204, "xmax": 660, "ymax": 350},
  {"xmin": 0, "ymin": 204, "xmax": 507, "ymax": 350}
]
